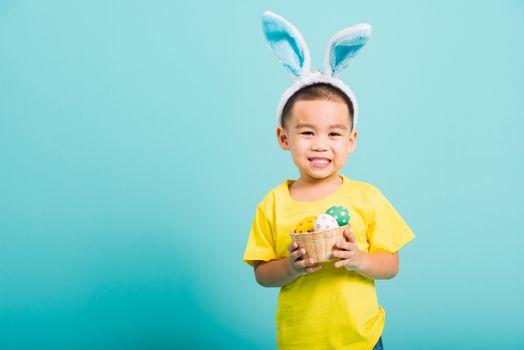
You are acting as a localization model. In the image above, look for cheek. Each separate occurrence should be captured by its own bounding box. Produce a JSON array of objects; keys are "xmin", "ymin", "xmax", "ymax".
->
[
  {"xmin": 333, "ymin": 145, "xmax": 352, "ymax": 161},
  {"xmin": 334, "ymin": 141, "xmax": 350, "ymax": 153},
  {"xmin": 290, "ymin": 142, "xmax": 311, "ymax": 162},
  {"xmin": 290, "ymin": 138, "xmax": 309, "ymax": 152}
]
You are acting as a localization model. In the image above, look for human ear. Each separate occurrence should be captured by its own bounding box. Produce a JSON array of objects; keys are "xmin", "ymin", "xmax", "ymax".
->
[
  {"xmin": 276, "ymin": 127, "xmax": 290, "ymax": 150},
  {"xmin": 348, "ymin": 130, "xmax": 358, "ymax": 153}
]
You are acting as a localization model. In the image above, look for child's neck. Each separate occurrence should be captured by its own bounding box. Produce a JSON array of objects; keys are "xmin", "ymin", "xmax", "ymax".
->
[{"xmin": 289, "ymin": 173, "xmax": 343, "ymax": 202}]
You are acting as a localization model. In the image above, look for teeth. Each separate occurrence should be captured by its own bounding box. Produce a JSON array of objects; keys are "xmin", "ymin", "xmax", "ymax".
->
[{"xmin": 310, "ymin": 158, "xmax": 329, "ymax": 164}]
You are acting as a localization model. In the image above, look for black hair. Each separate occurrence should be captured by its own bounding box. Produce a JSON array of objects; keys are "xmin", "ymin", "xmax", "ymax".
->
[{"xmin": 281, "ymin": 83, "xmax": 354, "ymax": 129}]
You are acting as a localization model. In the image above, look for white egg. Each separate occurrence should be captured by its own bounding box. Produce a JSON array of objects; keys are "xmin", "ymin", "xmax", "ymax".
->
[{"xmin": 314, "ymin": 214, "xmax": 339, "ymax": 232}]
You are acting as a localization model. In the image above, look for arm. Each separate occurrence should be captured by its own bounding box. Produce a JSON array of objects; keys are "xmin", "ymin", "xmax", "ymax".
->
[
  {"xmin": 352, "ymin": 251, "xmax": 399, "ymax": 280},
  {"xmin": 254, "ymin": 242, "xmax": 322, "ymax": 287},
  {"xmin": 333, "ymin": 229, "xmax": 399, "ymax": 280}
]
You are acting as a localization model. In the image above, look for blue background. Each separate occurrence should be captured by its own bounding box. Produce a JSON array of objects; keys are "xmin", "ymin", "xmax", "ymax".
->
[{"xmin": 1, "ymin": 1, "xmax": 523, "ymax": 349}]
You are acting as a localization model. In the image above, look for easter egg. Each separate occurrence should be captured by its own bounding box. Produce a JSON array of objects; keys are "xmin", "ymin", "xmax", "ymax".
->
[
  {"xmin": 295, "ymin": 216, "xmax": 316, "ymax": 233},
  {"xmin": 314, "ymin": 214, "xmax": 339, "ymax": 232},
  {"xmin": 326, "ymin": 205, "xmax": 350, "ymax": 226}
]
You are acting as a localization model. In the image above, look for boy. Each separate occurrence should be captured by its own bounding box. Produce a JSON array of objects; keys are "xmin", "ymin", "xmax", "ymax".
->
[{"xmin": 243, "ymin": 11, "xmax": 415, "ymax": 350}]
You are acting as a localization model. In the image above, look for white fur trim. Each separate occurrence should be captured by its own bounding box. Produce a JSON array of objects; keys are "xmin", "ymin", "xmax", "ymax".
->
[{"xmin": 275, "ymin": 71, "xmax": 359, "ymax": 130}]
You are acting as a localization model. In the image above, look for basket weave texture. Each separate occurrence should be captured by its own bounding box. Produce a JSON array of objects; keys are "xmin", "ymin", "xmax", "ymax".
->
[{"xmin": 289, "ymin": 225, "xmax": 348, "ymax": 262}]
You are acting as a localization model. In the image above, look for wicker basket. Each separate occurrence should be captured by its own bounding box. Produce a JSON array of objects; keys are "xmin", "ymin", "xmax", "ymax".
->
[{"xmin": 289, "ymin": 225, "xmax": 348, "ymax": 262}]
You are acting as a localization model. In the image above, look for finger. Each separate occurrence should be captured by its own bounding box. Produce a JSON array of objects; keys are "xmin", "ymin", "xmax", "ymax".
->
[
  {"xmin": 305, "ymin": 264, "xmax": 322, "ymax": 273},
  {"xmin": 343, "ymin": 229, "xmax": 356, "ymax": 243},
  {"xmin": 342, "ymin": 230, "xmax": 350, "ymax": 243},
  {"xmin": 306, "ymin": 258, "xmax": 316, "ymax": 266},
  {"xmin": 292, "ymin": 248, "xmax": 307, "ymax": 261},
  {"xmin": 335, "ymin": 240, "xmax": 353, "ymax": 251},
  {"xmin": 295, "ymin": 257, "xmax": 315, "ymax": 269},
  {"xmin": 288, "ymin": 241, "xmax": 298, "ymax": 252},
  {"xmin": 334, "ymin": 259, "xmax": 350, "ymax": 269},
  {"xmin": 332, "ymin": 249, "xmax": 351, "ymax": 259}
]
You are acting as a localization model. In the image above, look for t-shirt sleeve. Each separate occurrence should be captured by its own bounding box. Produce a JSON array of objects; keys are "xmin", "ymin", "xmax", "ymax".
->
[
  {"xmin": 367, "ymin": 188, "xmax": 415, "ymax": 253},
  {"xmin": 242, "ymin": 204, "xmax": 278, "ymax": 267}
]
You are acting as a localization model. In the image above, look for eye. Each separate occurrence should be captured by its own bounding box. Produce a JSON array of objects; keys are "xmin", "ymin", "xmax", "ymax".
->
[
  {"xmin": 329, "ymin": 132, "xmax": 342, "ymax": 137},
  {"xmin": 301, "ymin": 131, "xmax": 314, "ymax": 136}
]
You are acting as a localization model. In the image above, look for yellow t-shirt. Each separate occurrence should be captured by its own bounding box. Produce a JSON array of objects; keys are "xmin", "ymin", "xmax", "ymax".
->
[{"xmin": 243, "ymin": 174, "xmax": 415, "ymax": 350}]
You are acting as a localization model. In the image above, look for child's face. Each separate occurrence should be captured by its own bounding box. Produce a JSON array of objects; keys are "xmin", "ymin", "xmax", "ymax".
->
[{"xmin": 276, "ymin": 99, "xmax": 358, "ymax": 182}]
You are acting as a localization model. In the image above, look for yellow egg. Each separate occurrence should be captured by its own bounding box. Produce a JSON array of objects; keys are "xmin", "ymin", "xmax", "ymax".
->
[{"xmin": 294, "ymin": 216, "xmax": 316, "ymax": 233}]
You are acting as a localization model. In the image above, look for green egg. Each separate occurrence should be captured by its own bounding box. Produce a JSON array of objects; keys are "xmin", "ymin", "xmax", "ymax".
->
[{"xmin": 326, "ymin": 205, "xmax": 350, "ymax": 226}]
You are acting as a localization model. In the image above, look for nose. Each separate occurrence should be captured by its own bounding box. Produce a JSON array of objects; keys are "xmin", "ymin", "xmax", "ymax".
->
[{"xmin": 311, "ymin": 138, "xmax": 328, "ymax": 152}]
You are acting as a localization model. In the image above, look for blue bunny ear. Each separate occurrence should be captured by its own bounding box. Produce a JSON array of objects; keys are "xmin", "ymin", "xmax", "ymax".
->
[
  {"xmin": 262, "ymin": 11, "xmax": 311, "ymax": 78},
  {"xmin": 323, "ymin": 23, "xmax": 372, "ymax": 77}
]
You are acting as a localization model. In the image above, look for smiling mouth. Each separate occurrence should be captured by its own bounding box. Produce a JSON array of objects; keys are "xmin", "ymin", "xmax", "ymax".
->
[{"xmin": 308, "ymin": 157, "xmax": 331, "ymax": 167}]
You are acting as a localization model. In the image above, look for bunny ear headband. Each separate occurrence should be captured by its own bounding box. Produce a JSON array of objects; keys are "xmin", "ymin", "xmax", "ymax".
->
[{"xmin": 262, "ymin": 11, "xmax": 372, "ymax": 130}]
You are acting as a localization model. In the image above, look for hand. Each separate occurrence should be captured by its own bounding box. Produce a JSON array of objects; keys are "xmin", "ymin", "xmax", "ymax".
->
[
  {"xmin": 287, "ymin": 241, "xmax": 322, "ymax": 277},
  {"xmin": 333, "ymin": 228, "xmax": 366, "ymax": 271}
]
